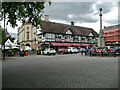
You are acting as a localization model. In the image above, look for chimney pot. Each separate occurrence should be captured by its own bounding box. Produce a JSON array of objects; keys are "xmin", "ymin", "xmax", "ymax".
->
[
  {"xmin": 71, "ymin": 21, "xmax": 74, "ymax": 26},
  {"xmin": 45, "ymin": 15, "xmax": 49, "ymax": 21}
]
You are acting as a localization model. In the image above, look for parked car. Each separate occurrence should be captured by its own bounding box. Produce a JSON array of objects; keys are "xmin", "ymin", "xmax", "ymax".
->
[
  {"xmin": 111, "ymin": 47, "xmax": 120, "ymax": 55},
  {"xmin": 43, "ymin": 48, "xmax": 56, "ymax": 55},
  {"xmin": 108, "ymin": 48, "xmax": 115, "ymax": 52},
  {"xmin": 68, "ymin": 47, "xmax": 78, "ymax": 54},
  {"xmin": 57, "ymin": 48, "xmax": 68, "ymax": 54}
]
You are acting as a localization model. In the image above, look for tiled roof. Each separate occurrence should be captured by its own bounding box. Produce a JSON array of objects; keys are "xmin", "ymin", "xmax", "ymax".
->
[{"xmin": 40, "ymin": 21, "xmax": 99, "ymax": 37}]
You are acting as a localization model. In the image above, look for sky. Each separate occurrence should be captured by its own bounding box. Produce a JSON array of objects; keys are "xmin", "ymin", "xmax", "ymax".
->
[{"xmin": 0, "ymin": 0, "xmax": 119, "ymax": 35}]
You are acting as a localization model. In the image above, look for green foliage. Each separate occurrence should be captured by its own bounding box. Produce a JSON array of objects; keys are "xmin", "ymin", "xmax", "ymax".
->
[
  {"xmin": 0, "ymin": 26, "xmax": 15, "ymax": 44},
  {"xmin": 0, "ymin": 26, "xmax": 3, "ymax": 44},
  {"xmin": 5, "ymin": 35, "xmax": 15, "ymax": 43},
  {"xmin": 2, "ymin": 1, "xmax": 51, "ymax": 27}
]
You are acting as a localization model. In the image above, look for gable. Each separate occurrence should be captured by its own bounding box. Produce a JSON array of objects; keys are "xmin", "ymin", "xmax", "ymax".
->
[
  {"xmin": 37, "ymin": 25, "xmax": 42, "ymax": 34},
  {"xmin": 89, "ymin": 32, "xmax": 94, "ymax": 36},
  {"xmin": 65, "ymin": 29, "xmax": 73, "ymax": 35},
  {"xmin": 5, "ymin": 39, "xmax": 14, "ymax": 47}
]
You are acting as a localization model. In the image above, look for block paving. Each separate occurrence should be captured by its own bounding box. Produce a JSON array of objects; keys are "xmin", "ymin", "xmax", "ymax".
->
[{"xmin": 2, "ymin": 54, "xmax": 118, "ymax": 88}]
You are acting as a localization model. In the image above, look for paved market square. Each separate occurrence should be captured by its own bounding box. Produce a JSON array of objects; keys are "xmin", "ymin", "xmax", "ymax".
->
[{"xmin": 2, "ymin": 54, "xmax": 118, "ymax": 88}]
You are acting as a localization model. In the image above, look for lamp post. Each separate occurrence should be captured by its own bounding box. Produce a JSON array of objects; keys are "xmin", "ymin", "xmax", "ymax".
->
[{"xmin": 3, "ymin": 13, "xmax": 5, "ymax": 60}]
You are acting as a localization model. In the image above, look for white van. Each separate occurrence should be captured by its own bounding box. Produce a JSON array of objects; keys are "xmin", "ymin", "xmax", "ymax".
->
[{"xmin": 67, "ymin": 47, "xmax": 78, "ymax": 54}]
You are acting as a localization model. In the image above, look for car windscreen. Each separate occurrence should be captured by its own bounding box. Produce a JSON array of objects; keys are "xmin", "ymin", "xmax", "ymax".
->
[{"xmin": 50, "ymin": 49, "xmax": 54, "ymax": 50}]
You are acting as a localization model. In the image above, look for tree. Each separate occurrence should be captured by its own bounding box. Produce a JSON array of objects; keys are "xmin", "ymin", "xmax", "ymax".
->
[
  {"xmin": 1, "ymin": 1, "xmax": 51, "ymax": 27},
  {"xmin": 0, "ymin": 26, "xmax": 15, "ymax": 44},
  {"xmin": 1, "ymin": 1, "xmax": 51, "ymax": 59},
  {"xmin": 0, "ymin": 26, "xmax": 3, "ymax": 44}
]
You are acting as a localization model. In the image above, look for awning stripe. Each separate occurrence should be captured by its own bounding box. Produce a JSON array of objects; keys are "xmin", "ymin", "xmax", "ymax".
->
[
  {"xmin": 51, "ymin": 42, "xmax": 63, "ymax": 46},
  {"xmin": 71, "ymin": 43, "xmax": 81, "ymax": 46},
  {"xmin": 35, "ymin": 42, "xmax": 44, "ymax": 47},
  {"xmin": 61, "ymin": 43, "xmax": 72, "ymax": 46},
  {"xmin": 81, "ymin": 43, "xmax": 89, "ymax": 46}
]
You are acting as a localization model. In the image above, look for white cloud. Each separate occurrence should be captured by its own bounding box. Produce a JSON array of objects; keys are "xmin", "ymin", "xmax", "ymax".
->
[
  {"xmin": 75, "ymin": 21, "xmax": 111, "ymax": 33},
  {"xmin": 0, "ymin": 1, "xmax": 119, "ymax": 36},
  {"xmin": 103, "ymin": 5, "xmax": 118, "ymax": 24},
  {"xmin": 0, "ymin": 19, "xmax": 22, "ymax": 34}
]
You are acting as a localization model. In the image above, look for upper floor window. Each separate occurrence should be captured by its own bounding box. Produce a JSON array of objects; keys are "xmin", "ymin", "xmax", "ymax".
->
[
  {"xmin": 27, "ymin": 32, "xmax": 29, "ymax": 40},
  {"xmin": 27, "ymin": 27, "xmax": 29, "ymax": 30}
]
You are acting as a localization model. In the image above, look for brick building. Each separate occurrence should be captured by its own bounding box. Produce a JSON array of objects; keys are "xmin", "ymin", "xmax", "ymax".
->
[{"xmin": 104, "ymin": 24, "xmax": 120, "ymax": 47}]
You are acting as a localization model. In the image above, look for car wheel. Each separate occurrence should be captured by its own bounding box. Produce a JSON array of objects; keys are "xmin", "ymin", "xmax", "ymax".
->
[
  {"xmin": 47, "ymin": 52, "xmax": 49, "ymax": 55},
  {"xmin": 70, "ymin": 51, "xmax": 72, "ymax": 54}
]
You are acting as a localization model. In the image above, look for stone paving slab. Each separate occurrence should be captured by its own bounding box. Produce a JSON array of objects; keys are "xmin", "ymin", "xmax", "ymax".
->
[{"xmin": 2, "ymin": 54, "xmax": 118, "ymax": 88}]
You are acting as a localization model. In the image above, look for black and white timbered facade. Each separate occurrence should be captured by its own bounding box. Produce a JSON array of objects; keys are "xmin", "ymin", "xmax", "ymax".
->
[{"xmin": 36, "ymin": 21, "xmax": 99, "ymax": 50}]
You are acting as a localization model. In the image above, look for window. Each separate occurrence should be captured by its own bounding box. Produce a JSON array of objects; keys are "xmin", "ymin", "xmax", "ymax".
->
[
  {"xmin": 27, "ymin": 27, "xmax": 29, "ymax": 30},
  {"xmin": 65, "ymin": 36, "xmax": 67, "ymax": 39},
  {"xmin": 51, "ymin": 34, "xmax": 55, "ymax": 38},
  {"xmin": 27, "ymin": 32, "xmax": 29, "ymax": 40}
]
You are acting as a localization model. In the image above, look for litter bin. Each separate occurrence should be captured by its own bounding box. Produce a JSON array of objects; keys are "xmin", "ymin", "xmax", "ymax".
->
[
  {"xmin": 37, "ymin": 50, "xmax": 43, "ymax": 55},
  {"xmin": 41, "ymin": 51, "xmax": 43, "ymax": 55},
  {"xmin": 25, "ymin": 51, "xmax": 28, "ymax": 56}
]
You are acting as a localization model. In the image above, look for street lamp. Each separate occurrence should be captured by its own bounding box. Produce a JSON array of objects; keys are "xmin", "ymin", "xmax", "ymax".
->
[{"xmin": 2, "ymin": 12, "xmax": 5, "ymax": 60}]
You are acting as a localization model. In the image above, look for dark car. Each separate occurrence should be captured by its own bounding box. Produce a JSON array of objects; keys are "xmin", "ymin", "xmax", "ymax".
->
[
  {"xmin": 114, "ymin": 47, "xmax": 120, "ymax": 55},
  {"xmin": 57, "ymin": 49, "xmax": 68, "ymax": 54}
]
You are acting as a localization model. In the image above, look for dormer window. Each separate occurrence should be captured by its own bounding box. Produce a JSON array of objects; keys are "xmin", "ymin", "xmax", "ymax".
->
[
  {"xmin": 89, "ymin": 32, "xmax": 94, "ymax": 37},
  {"xmin": 65, "ymin": 29, "xmax": 73, "ymax": 35}
]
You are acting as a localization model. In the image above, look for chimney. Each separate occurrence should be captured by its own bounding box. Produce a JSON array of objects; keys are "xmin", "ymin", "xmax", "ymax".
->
[
  {"xmin": 71, "ymin": 21, "xmax": 74, "ymax": 26},
  {"xmin": 104, "ymin": 26, "xmax": 106, "ymax": 28},
  {"xmin": 44, "ymin": 15, "xmax": 49, "ymax": 21}
]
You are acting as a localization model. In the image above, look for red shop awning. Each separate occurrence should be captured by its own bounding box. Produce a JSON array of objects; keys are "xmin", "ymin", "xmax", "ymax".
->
[
  {"xmin": 71, "ymin": 43, "xmax": 81, "ymax": 46},
  {"xmin": 81, "ymin": 43, "xmax": 89, "ymax": 46},
  {"xmin": 62, "ymin": 43, "xmax": 72, "ymax": 46},
  {"xmin": 35, "ymin": 42, "xmax": 44, "ymax": 47},
  {"xmin": 51, "ymin": 42, "xmax": 63, "ymax": 46}
]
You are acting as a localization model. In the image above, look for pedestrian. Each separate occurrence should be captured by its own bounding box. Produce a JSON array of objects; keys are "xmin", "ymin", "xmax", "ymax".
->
[
  {"xmin": 81, "ymin": 50, "xmax": 83, "ymax": 55},
  {"xmin": 114, "ymin": 51, "xmax": 116, "ymax": 57},
  {"xmin": 85, "ymin": 51, "xmax": 86, "ymax": 56},
  {"xmin": 101, "ymin": 51, "xmax": 103, "ymax": 57},
  {"xmin": 90, "ymin": 51, "xmax": 91, "ymax": 57}
]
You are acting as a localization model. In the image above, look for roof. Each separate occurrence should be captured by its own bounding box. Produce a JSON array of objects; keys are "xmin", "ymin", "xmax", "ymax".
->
[
  {"xmin": 104, "ymin": 24, "xmax": 120, "ymax": 31},
  {"xmin": 5, "ymin": 39, "xmax": 14, "ymax": 47},
  {"xmin": 39, "ymin": 21, "xmax": 99, "ymax": 37}
]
